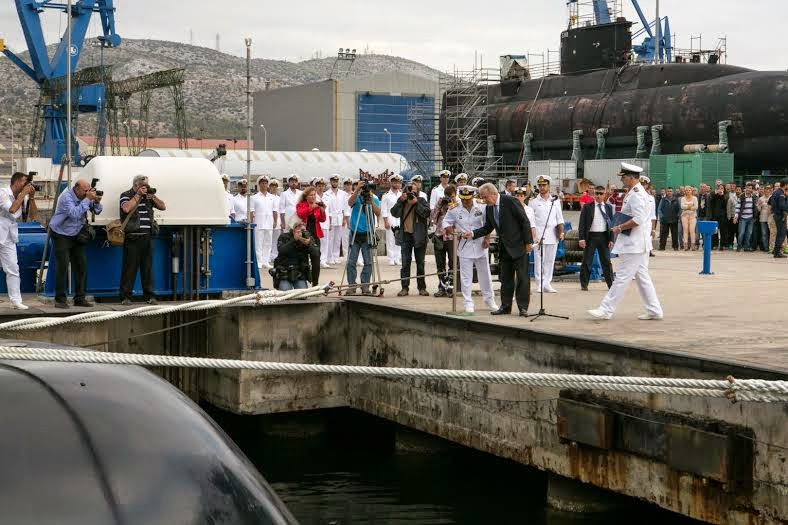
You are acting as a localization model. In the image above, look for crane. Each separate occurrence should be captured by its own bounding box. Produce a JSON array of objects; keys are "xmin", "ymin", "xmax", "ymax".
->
[
  {"xmin": 566, "ymin": 0, "xmax": 672, "ymax": 64},
  {"xmin": 2, "ymin": 0, "xmax": 121, "ymax": 164}
]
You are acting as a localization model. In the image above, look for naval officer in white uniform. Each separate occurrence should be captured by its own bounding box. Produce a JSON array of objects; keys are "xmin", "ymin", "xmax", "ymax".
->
[
  {"xmin": 528, "ymin": 175, "xmax": 565, "ymax": 293},
  {"xmin": 0, "ymin": 172, "xmax": 34, "ymax": 309},
  {"xmin": 588, "ymin": 163, "xmax": 663, "ymax": 320},
  {"xmin": 380, "ymin": 174, "xmax": 403, "ymax": 265},
  {"xmin": 442, "ymin": 186, "xmax": 498, "ymax": 314}
]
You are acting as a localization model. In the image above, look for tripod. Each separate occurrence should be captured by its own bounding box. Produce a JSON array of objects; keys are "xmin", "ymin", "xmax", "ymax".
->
[
  {"xmin": 525, "ymin": 195, "xmax": 569, "ymax": 322},
  {"xmin": 337, "ymin": 193, "xmax": 384, "ymax": 296}
]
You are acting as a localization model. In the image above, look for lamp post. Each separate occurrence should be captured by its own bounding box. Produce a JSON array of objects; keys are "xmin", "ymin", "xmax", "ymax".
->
[
  {"xmin": 259, "ymin": 124, "xmax": 267, "ymax": 151},
  {"xmin": 7, "ymin": 118, "xmax": 14, "ymax": 173},
  {"xmin": 244, "ymin": 37, "xmax": 254, "ymax": 289},
  {"xmin": 383, "ymin": 128, "xmax": 391, "ymax": 153}
]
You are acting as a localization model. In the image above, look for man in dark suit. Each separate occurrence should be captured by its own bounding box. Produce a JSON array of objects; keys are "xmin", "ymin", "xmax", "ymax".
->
[
  {"xmin": 466, "ymin": 183, "xmax": 533, "ymax": 316},
  {"xmin": 503, "ymin": 179, "xmax": 517, "ymax": 196},
  {"xmin": 578, "ymin": 185, "xmax": 614, "ymax": 291}
]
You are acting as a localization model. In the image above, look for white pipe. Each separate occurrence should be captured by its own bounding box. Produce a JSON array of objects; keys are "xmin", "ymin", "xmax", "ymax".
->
[
  {"xmin": 244, "ymin": 37, "xmax": 254, "ymax": 289},
  {"xmin": 66, "ymin": 0, "xmax": 73, "ymax": 183}
]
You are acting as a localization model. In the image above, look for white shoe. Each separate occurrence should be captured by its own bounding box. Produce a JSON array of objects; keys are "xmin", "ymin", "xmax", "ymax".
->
[
  {"xmin": 534, "ymin": 288, "xmax": 542, "ymax": 293},
  {"xmin": 587, "ymin": 308, "xmax": 612, "ymax": 320},
  {"xmin": 11, "ymin": 302, "xmax": 29, "ymax": 310},
  {"xmin": 320, "ymin": 263, "xmax": 331, "ymax": 269},
  {"xmin": 544, "ymin": 286, "xmax": 558, "ymax": 293},
  {"xmin": 389, "ymin": 261, "xmax": 397, "ymax": 266},
  {"xmin": 485, "ymin": 300, "xmax": 499, "ymax": 310},
  {"xmin": 464, "ymin": 307, "xmax": 475, "ymax": 314},
  {"xmin": 638, "ymin": 313, "xmax": 664, "ymax": 321}
]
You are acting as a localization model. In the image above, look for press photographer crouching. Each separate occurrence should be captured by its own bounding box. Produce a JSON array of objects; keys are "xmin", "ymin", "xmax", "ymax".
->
[
  {"xmin": 49, "ymin": 178, "xmax": 103, "ymax": 309},
  {"xmin": 119, "ymin": 175, "xmax": 166, "ymax": 305},
  {"xmin": 271, "ymin": 217, "xmax": 319, "ymax": 290}
]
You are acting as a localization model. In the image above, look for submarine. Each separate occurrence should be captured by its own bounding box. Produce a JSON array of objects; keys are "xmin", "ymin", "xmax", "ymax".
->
[
  {"xmin": 0, "ymin": 340, "xmax": 297, "ymax": 525},
  {"xmin": 441, "ymin": 18, "xmax": 788, "ymax": 173}
]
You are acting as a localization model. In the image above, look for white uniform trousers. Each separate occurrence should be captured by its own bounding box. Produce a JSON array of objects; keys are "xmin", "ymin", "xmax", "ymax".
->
[
  {"xmin": 329, "ymin": 225, "xmax": 343, "ymax": 263},
  {"xmin": 0, "ymin": 241, "xmax": 22, "ymax": 304},
  {"xmin": 459, "ymin": 255, "xmax": 494, "ymax": 310},
  {"xmin": 385, "ymin": 228, "xmax": 400, "ymax": 264},
  {"xmin": 254, "ymin": 229, "xmax": 273, "ymax": 269},
  {"xmin": 599, "ymin": 251, "xmax": 663, "ymax": 317},
  {"xmin": 341, "ymin": 225, "xmax": 350, "ymax": 259},
  {"xmin": 320, "ymin": 229, "xmax": 330, "ymax": 265},
  {"xmin": 533, "ymin": 243, "xmax": 558, "ymax": 291},
  {"xmin": 271, "ymin": 228, "xmax": 281, "ymax": 261}
]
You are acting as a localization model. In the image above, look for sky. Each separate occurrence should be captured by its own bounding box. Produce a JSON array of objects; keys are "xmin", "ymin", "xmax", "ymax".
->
[{"xmin": 1, "ymin": 0, "xmax": 786, "ymax": 72}]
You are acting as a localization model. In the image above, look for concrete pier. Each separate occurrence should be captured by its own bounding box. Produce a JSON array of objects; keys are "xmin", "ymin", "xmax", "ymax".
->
[{"xmin": 0, "ymin": 250, "xmax": 786, "ymax": 524}]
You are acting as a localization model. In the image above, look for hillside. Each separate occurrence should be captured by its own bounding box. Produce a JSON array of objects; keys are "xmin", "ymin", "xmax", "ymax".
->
[{"xmin": 0, "ymin": 39, "xmax": 442, "ymax": 147}]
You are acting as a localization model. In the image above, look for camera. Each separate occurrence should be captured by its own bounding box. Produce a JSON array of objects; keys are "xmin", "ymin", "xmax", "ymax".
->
[
  {"xmin": 405, "ymin": 184, "xmax": 415, "ymax": 200},
  {"xmin": 90, "ymin": 177, "xmax": 104, "ymax": 197},
  {"xmin": 144, "ymin": 185, "xmax": 157, "ymax": 195},
  {"xmin": 26, "ymin": 172, "xmax": 43, "ymax": 192},
  {"xmin": 440, "ymin": 196, "xmax": 450, "ymax": 206}
]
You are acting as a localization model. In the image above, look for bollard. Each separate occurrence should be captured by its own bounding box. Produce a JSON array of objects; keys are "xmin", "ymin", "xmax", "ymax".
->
[{"xmin": 697, "ymin": 221, "xmax": 718, "ymax": 275}]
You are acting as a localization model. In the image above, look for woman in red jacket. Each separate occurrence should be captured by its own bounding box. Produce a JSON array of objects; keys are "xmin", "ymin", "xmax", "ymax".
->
[{"xmin": 296, "ymin": 186, "xmax": 326, "ymax": 284}]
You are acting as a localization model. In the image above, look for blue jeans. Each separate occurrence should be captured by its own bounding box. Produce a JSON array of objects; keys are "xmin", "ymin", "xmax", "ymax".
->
[
  {"xmin": 759, "ymin": 222, "xmax": 770, "ymax": 251},
  {"xmin": 278, "ymin": 280, "xmax": 308, "ymax": 291},
  {"xmin": 737, "ymin": 218, "xmax": 754, "ymax": 250},
  {"xmin": 346, "ymin": 233, "xmax": 372, "ymax": 288}
]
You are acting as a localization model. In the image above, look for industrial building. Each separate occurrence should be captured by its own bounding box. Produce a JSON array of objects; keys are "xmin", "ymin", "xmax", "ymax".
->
[{"xmin": 253, "ymin": 71, "xmax": 440, "ymax": 175}]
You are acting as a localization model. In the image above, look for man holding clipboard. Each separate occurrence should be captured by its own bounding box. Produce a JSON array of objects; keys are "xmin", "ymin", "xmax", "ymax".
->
[{"xmin": 588, "ymin": 163, "xmax": 663, "ymax": 320}]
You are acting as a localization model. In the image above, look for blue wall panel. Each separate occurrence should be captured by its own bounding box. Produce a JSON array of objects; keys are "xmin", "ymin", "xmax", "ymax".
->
[{"xmin": 356, "ymin": 94, "xmax": 434, "ymax": 174}]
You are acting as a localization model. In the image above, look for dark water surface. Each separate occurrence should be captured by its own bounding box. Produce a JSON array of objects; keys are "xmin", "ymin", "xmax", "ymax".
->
[{"xmin": 208, "ymin": 407, "xmax": 703, "ymax": 525}]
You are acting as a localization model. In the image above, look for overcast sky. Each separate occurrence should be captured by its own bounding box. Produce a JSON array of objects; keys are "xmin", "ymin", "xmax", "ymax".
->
[{"xmin": 1, "ymin": 1, "xmax": 785, "ymax": 72}]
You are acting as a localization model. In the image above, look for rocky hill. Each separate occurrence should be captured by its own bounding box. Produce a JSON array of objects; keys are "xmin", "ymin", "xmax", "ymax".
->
[{"xmin": 0, "ymin": 39, "xmax": 441, "ymax": 145}]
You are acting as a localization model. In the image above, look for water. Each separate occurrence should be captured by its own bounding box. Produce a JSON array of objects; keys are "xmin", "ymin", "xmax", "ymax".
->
[{"xmin": 208, "ymin": 407, "xmax": 703, "ymax": 525}]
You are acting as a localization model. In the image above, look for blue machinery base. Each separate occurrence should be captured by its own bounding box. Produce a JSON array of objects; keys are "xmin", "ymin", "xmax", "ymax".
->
[{"xmin": 41, "ymin": 223, "xmax": 260, "ymax": 299}]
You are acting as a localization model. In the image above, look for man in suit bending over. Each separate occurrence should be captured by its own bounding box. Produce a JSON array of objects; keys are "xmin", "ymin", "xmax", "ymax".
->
[
  {"xmin": 464, "ymin": 182, "xmax": 534, "ymax": 316},
  {"xmin": 578, "ymin": 185, "xmax": 614, "ymax": 291}
]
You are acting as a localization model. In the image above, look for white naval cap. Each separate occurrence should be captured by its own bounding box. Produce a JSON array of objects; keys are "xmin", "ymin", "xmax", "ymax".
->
[
  {"xmin": 619, "ymin": 162, "xmax": 644, "ymax": 175},
  {"xmin": 438, "ymin": 169, "xmax": 451, "ymax": 178},
  {"xmin": 221, "ymin": 173, "xmax": 230, "ymax": 181},
  {"xmin": 410, "ymin": 174, "xmax": 424, "ymax": 182},
  {"xmin": 238, "ymin": 178, "xmax": 248, "ymax": 185},
  {"xmin": 454, "ymin": 173, "xmax": 469, "ymax": 183},
  {"xmin": 471, "ymin": 176, "xmax": 485, "ymax": 186},
  {"xmin": 329, "ymin": 173, "xmax": 341, "ymax": 180},
  {"xmin": 314, "ymin": 176, "xmax": 327, "ymax": 185},
  {"xmin": 390, "ymin": 173, "xmax": 403, "ymax": 181},
  {"xmin": 535, "ymin": 175, "xmax": 552, "ymax": 184},
  {"xmin": 287, "ymin": 173, "xmax": 299, "ymax": 181},
  {"xmin": 342, "ymin": 177, "xmax": 353, "ymax": 184},
  {"xmin": 639, "ymin": 174, "xmax": 651, "ymax": 184},
  {"xmin": 256, "ymin": 175, "xmax": 269, "ymax": 185}
]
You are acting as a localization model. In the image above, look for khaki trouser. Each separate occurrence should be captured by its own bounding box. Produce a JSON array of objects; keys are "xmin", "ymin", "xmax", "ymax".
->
[
  {"xmin": 768, "ymin": 214, "xmax": 788, "ymax": 251},
  {"xmin": 681, "ymin": 213, "xmax": 697, "ymax": 247}
]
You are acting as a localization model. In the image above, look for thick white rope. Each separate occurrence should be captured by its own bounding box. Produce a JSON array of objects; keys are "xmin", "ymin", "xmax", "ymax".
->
[
  {"xmin": 0, "ymin": 286, "xmax": 329, "ymax": 331},
  {"xmin": 0, "ymin": 346, "xmax": 786, "ymax": 403}
]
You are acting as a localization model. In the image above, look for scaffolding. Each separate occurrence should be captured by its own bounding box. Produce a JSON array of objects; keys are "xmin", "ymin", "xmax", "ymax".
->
[{"xmin": 406, "ymin": 102, "xmax": 440, "ymax": 180}]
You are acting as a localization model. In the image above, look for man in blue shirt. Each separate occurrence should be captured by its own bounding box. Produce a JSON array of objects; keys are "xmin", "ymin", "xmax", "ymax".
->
[
  {"xmin": 345, "ymin": 181, "xmax": 380, "ymax": 295},
  {"xmin": 49, "ymin": 179, "xmax": 103, "ymax": 308}
]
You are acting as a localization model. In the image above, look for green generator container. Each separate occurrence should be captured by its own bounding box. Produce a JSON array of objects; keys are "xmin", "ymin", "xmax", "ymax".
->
[{"xmin": 649, "ymin": 153, "xmax": 734, "ymax": 190}]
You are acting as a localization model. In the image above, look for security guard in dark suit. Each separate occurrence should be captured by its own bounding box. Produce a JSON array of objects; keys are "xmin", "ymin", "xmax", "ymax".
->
[{"xmin": 578, "ymin": 185, "xmax": 614, "ymax": 290}]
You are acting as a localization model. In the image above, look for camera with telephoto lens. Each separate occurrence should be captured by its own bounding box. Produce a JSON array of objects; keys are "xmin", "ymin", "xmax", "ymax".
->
[
  {"xmin": 440, "ymin": 195, "xmax": 451, "ymax": 206},
  {"xmin": 405, "ymin": 184, "xmax": 415, "ymax": 200},
  {"xmin": 90, "ymin": 177, "xmax": 104, "ymax": 197},
  {"xmin": 26, "ymin": 172, "xmax": 43, "ymax": 192},
  {"xmin": 144, "ymin": 185, "xmax": 157, "ymax": 195}
]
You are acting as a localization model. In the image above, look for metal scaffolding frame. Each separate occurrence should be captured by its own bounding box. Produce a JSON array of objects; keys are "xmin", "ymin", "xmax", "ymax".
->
[{"xmin": 406, "ymin": 102, "xmax": 441, "ymax": 180}]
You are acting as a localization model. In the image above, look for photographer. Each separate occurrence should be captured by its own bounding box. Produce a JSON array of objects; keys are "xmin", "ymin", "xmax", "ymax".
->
[
  {"xmin": 48, "ymin": 178, "xmax": 104, "ymax": 309},
  {"xmin": 118, "ymin": 175, "xmax": 166, "ymax": 305},
  {"xmin": 391, "ymin": 178, "xmax": 430, "ymax": 296},
  {"xmin": 429, "ymin": 184, "xmax": 457, "ymax": 297},
  {"xmin": 296, "ymin": 186, "xmax": 327, "ymax": 284},
  {"xmin": 272, "ymin": 217, "xmax": 319, "ymax": 290},
  {"xmin": 0, "ymin": 172, "xmax": 39, "ymax": 309},
  {"xmin": 345, "ymin": 180, "xmax": 380, "ymax": 295}
]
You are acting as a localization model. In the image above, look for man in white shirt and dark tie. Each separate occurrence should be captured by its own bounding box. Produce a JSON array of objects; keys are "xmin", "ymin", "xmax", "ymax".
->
[{"xmin": 578, "ymin": 185, "xmax": 614, "ymax": 290}]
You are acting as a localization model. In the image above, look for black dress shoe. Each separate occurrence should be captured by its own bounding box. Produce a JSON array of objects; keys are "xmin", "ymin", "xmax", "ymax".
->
[
  {"xmin": 775, "ymin": 253, "xmax": 788, "ymax": 259},
  {"xmin": 73, "ymin": 299, "xmax": 94, "ymax": 307},
  {"xmin": 54, "ymin": 301, "xmax": 69, "ymax": 309},
  {"xmin": 490, "ymin": 307, "xmax": 511, "ymax": 315},
  {"xmin": 581, "ymin": 285, "xmax": 588, "ymax": 291}
]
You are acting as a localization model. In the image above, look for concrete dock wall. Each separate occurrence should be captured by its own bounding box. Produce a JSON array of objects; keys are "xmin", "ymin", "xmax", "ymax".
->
[{"xmin": 3, "ymin": 299, "xmax": 785, "ymax": 524}]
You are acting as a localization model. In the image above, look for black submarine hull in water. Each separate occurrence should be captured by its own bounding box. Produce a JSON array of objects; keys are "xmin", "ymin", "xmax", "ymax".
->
[
  {"xmin": 442, "ymin": 63, "xmax": 788, "ymax": 173},
  {"xmin": 0, "ymin": 341, "xmax": 297, "ymax": 525}
]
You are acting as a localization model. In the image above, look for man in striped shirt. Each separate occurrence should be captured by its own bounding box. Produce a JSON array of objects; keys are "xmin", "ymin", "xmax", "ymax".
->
[
  {"xmin": 734, "ymin": 183, "xmax": 757, "ymax": 252},
  {"xmin": 119, "ymin": 175, "xmax": 167, "ymax": 305}
]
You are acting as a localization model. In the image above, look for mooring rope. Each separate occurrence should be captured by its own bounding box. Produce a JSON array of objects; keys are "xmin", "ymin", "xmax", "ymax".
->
[
  {"xmin": 0, "ymin": 285, "xmax": 330, "ymax": 331},
  {"xmin": 0, "ymin": 346, "xmax": 785, "ymax": 404}
]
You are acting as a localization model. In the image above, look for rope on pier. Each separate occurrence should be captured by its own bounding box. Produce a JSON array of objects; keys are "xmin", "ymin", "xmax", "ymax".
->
[
  {"xmin": 0, "ymin": 286, "xmax": 330, "ymax": 332},
  {"xmin": 0, "ymin": 346, "xmax": 786, "ymax": 404}
]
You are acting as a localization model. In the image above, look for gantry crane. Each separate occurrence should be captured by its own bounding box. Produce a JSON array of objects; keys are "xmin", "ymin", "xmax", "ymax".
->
[{"xmin": 2, "ymin": 0, "xmax": 121, "ymax": 164}]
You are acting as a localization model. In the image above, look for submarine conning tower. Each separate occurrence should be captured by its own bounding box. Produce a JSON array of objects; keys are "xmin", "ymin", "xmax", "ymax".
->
[{"xmin": 560, "ymin": 18, "xmax": 633, "ymax": 75}]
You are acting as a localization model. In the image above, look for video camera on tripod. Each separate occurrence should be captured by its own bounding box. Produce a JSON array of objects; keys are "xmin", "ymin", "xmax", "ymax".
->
[{"xmin": 358, "ymin": 177, "xmax": 377, "ymax": 202}]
